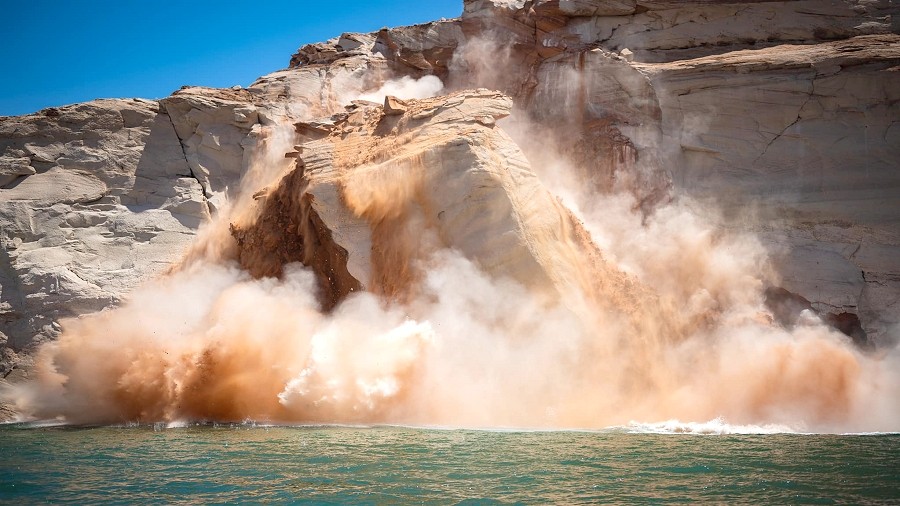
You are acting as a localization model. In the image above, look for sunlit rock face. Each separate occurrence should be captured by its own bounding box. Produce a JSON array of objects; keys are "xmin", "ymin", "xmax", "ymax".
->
[
  {"xmin": 0, "ymin": 99, "xmax": 202, "ymax": 370},
  {"xmin": 231, "ymin": 90, "xmax": 655, "ymax": 322},
  {"xmin": 449, "ymin": 0, "xmax": 900, "ymax": 342},
  {"xmin": 1, "ymin": 0, "xmax": 899, "ymax": 390}
]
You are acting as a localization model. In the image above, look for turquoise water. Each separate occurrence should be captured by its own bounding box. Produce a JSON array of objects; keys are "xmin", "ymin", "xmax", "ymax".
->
[{"xmin": 1, "ymin": 424, "xmax": 898, "ymax": 504}]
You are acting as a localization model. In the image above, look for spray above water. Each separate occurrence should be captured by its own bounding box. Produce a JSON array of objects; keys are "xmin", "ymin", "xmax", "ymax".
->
[{"xmin": 5, "ymin": 56, "xmax": 899, "ymax": 434}]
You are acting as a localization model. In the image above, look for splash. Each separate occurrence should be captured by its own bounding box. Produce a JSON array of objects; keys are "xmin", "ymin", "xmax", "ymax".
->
[
  {"xmin": 4, "ymin": 56, "xmax": 899, "ymax": 434},
  {"xmin": 622, "ymin": 418, "xmax": 799, "ymax": 435}
]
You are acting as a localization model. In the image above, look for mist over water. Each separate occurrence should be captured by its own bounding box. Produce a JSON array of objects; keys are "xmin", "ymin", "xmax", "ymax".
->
[{"xmin": 5, "ymin": 49, "xmax": 899, "ymax": 432}]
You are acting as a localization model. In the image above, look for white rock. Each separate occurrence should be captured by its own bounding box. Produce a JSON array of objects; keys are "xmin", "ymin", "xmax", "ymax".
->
[{"xmin": 0, "ymin": 99, "xmax": 206, "ymax": 369}]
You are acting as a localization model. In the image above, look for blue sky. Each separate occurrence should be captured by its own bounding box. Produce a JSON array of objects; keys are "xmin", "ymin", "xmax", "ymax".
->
[{"xmin": 0, "ymin": 1, "xmax": 462, "ymax": 116}]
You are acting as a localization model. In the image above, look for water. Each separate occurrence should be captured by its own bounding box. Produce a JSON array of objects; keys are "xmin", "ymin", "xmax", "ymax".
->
[{"xmin": 1, "ymin": 424, "xmax": 898, "ymax": 504}]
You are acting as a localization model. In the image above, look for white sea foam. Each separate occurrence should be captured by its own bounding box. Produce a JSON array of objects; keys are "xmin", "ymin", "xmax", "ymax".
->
[{"xmin": 622, "ymin": 418, "xmax": 800, "ymax": 435}]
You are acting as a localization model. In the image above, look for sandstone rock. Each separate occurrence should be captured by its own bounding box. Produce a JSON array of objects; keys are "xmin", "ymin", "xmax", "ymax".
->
[
  {"xmin": 249, "ymin": 56, "xmax": 391, "ymax": 122},
  {"xmin": 231, "ymin": 90, "xmax": 661, "ymax": 331},
  {"xmin": 0, "ymin": 156, "xmax": 35, "ymax": 187},
  {"xmin": 0, "ymin": 99, "xmax": 205, "ymax": 372},
  {"xmin": 451, "ymin": 1, "xmax": 900, "ymax": 341},
  {"xmin": 160, "ymin": 86, "xmax": 261, "ymax": 212},
  {"xmin": 383, "ymin": 95, "xmax": 409, "ymax": 115},
  {"xmin": 524, "ymin": 47, "xmax": 669, "ymax": 207},
  {"xmin": 289, "ymin": 20, "xmax": 464, "ymax": 78},
  {"xmin": 765, "ymin": 286, "xmax": 869, "ymax": 347},
  {"xmin": 473, "ymin": 0, "xmax": 898, "ymax": 63},
  {"xmin": 632, "ymin": 34, "xmax": 900, "ymax": 342}
]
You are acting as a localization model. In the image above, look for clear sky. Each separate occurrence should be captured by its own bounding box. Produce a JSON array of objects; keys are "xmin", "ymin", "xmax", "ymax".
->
[{"xmin": 0, "ymin": 0, "xmax": 462, "ymax": 116}]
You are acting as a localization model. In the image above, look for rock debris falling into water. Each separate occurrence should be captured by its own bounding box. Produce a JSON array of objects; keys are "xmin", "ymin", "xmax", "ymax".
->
[{"xmin": 2, "ymin": 1, "xmax": 899, "ymax": 430}]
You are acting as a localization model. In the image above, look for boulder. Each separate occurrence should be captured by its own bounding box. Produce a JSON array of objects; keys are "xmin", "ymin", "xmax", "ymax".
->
[{"xmin": 231, "ymin": 90, "xmax": 664, "ymax": 333}]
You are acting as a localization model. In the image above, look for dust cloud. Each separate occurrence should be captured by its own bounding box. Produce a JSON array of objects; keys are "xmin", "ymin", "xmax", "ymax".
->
[
  {"xmin": 357, "ymin": 75, "xmax": 444, "ymax": 104},
  {"xmin": 5, "ymin": 39, "xmax": 899, "ymax": 433}
]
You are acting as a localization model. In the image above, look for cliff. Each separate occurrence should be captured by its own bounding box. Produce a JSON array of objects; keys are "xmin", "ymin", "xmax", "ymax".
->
[{"xmin": 1, "ymin": 0, "xmax": 898, "ymax": 425}]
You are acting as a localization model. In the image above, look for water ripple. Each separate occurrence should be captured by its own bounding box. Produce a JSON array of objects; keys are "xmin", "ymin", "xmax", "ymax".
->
[{"xmin": 0, "ymin": 425, "xmax": 898, "ymax": 504}]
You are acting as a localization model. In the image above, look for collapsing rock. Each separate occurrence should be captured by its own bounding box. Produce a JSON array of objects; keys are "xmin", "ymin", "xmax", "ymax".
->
[
  {"xmin": 231, "ymin": 89, "xmax": 664, "ymax": 331},
  {"xmin": 4, "ymin": 0, "xmax": 900, "ymax": 427},
  {"xmin": 233, "ymin": 90, "xmax": 558, "ymax": 303}
]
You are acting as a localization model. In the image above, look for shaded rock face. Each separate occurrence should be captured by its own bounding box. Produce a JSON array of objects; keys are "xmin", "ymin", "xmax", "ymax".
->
[
  {"xmin": 235, "ymin": 91, "xmax": 585, "ymax": 304},
  {"xmin": 764, "ymin": 286, "xmax": 868, "ymax": 348},
  {"xmin": 458, "ymin": 1, "xmax": 900, "ymax": 344},
  {"xmin": 1, "ymin": 0, "xmax": 899, "ymax": 380},
  {"xmin": 637, "ymin": 34, "xmax": 900, "ymax": 343},
  {"xmin": 230, "ymin": 166, "xmax": 363, "ymax": 311}
]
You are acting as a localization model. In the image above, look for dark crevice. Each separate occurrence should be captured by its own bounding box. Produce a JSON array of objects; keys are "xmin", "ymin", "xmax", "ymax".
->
[
  {"xmin": 754, "ymin": 83, "xmax": 815, "ymax": 165},
  {"xmin": 1, "ymin": 365, "xmax": 15, "ymax": 379},
  {"xmin": 1, "ymin": 174, "xmax": 30, "ymax": 190},
  {"xmin": 230, "ymin": 161, "xmax": 361, "ymax": 311},
  {"xmin": 157, "ymin": 101, "xmax": 214, "ymax": 218},
  {"xmin": 764, "ymin": 286, "xmax": 870, "ymax": 349}
]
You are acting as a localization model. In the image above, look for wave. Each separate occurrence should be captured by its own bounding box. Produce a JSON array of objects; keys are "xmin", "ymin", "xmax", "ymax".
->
[
  {"xmin": 620, "ymin": 418, "xmax": 800, "ymax": 435},
  {"xmin": 4, "ymin": 417, "xmax": 898, "ymax": 436}
]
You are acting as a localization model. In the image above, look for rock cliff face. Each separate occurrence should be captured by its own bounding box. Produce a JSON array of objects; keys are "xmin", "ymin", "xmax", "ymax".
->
[
  {"xmin": 0, "ymin": 100, "xmax": 200, "ymax": 371},
  {"xmin": 230, "ymin": 90, "xmax": 662, "ymax": 328},
  {"xmin": 1, "ymin": 0, "xmax": 898, "ymax": 387}
]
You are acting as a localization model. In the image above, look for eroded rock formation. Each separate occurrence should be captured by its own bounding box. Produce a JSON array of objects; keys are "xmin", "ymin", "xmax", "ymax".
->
[
  {"xmin": 0, "ymin": 99, "xmax": 201, "ymax": 373},
  {"xmin": 231, "ymin": 90, "xmax": 663, "ymax": 327}
]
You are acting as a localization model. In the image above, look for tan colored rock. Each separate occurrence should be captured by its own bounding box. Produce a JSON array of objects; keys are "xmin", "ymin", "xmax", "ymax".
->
[
  {"xmin": 630, "ymin": 34, "xmax": 900, "ymax": 342},
  {"xmin": 289, "ymin": 20, "xmax": 464, "ymax": 76},
  {"xmin": 231, "ymin": 90, "xmax": 662, "ymax": 331},
  {"xmin": 557, "ymin": 0, "xmax": 637, "ymax": 17},
  {"xmin": 160, "ymin": 87, "xmax": 261, "ymax": 212},
  {"xmin": 0, "ymin": 156, "xmax": 35, "ymax": 186},
  {"xmin": 450, "ymin": 1, "xmax": 899, "ymax": 341},
  {"xmin": 383, "ymin": 95, "xmax": 409, "ymax": 115}
]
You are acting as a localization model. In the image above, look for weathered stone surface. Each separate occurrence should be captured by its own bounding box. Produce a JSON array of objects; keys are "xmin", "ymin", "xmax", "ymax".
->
[
  {"xmin": 222, "ymin": 91, "xmax": 717, "ymax": 402},
  {"xmin": 638, "ymin": 36, "xmax": 900, "ymax": 217},
  {"xmin": 631, "ymin": 34, "xmax": 900, "ymax": 343},
  {"xmin": 249, "ymin": 56, "xmax": 392, "ymax": 122},
  {"xmin": 383, "ymin": 95, "xmax": 409, "ymax": 115},
  {"xmin": 462, "ymin": 0, "xmax": 897, "ymax": 62},
  {"xmin": 160, "ymin": 87, "xmax": 262, "ymax": 212},
  {"xmin": 449, "ymin": 1, "xmax": 900, "ymax": 342},
  {"xmin": 0, "ymin": 156, "xmax": 35, "ymax": 187},
  {"xmin": 290, "ymin": 20, "xmax": 465, "ymax": 77},
  {"xmin": 234, "ymin": 91, "xmax": 564, "ymax": 300},
  {"xmin": 0, "ymin": 99, "xmax": 206, "ymax": 373}
]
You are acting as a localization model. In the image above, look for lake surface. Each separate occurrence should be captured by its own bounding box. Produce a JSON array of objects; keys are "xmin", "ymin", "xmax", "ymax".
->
[{"xmin": 1, "ymin": 422, "xmax": 898, "ymax": 504}]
